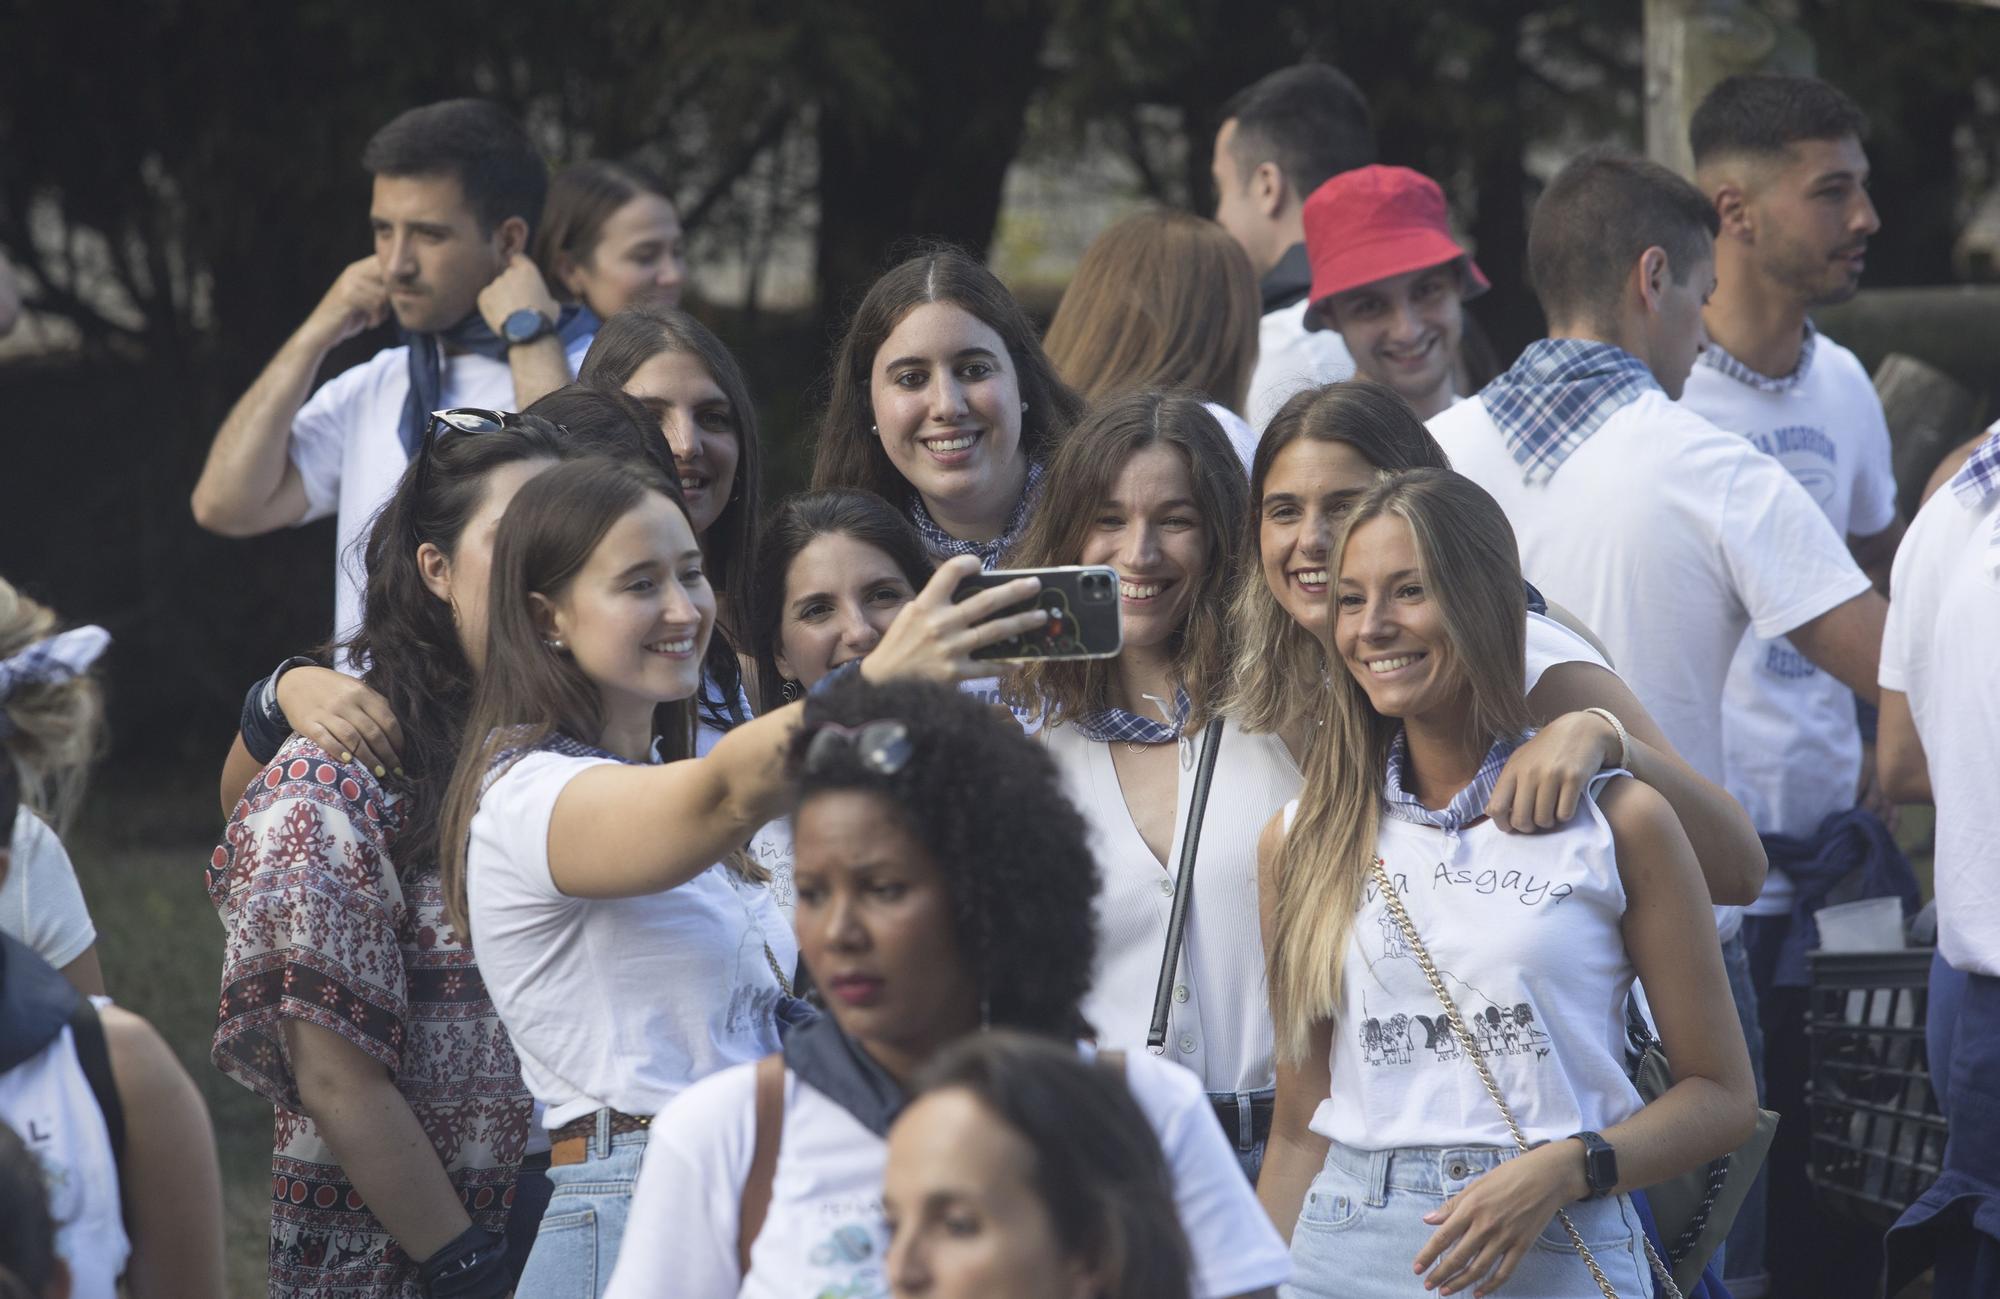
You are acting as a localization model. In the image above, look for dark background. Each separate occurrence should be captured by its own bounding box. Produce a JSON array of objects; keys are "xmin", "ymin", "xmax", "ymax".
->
[{"xmin": 4, "ymin": 0, "xmax": 1998, "ymax": 769}]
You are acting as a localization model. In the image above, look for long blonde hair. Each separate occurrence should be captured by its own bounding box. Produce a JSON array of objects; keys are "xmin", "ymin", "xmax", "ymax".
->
[
  {"xmin": 0, "ymin": 579, "xmax": 105, "ymax": 835},
  {"xmin": 1042, "ymin": 210, "xmax": 1260, "ymax": 415},
  {"xmin": 1268, "ymin": 469, "xmax": 1535, "ymax": 1063},
  {"xmin": 1226, "ymin": 381, "xmax": 1453, "ymax": 735}
]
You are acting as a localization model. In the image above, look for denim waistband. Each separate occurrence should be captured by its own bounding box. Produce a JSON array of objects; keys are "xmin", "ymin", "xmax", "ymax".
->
[
  {"xmin": 1327, "ymin": 1139, "xmax": 1523, "ymax": 1203},
  {"xmin": 1207, "ymin": 1086, "xmax": 1276, "ymax": 1150}
]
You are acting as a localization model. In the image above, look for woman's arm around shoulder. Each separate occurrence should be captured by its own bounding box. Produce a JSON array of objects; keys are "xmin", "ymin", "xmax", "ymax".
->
[
  {"xmin": 102, "ymin": 1004, "xmax": 227, "ymax": 1299},
  {"xmin": 604, "ymin": 1062, "xmax": 768, "ymax": 1299},
  {"xmin": 1521, "ymin": 661, "xmax": 1766, "ymax": 906},
  {"xmin": 1253, "ymin": 811, "xmax": 1331, "ymax": 1249}
]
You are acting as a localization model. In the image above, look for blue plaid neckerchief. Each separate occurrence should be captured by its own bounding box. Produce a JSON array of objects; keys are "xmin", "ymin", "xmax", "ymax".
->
[
  {"xmin": 1381, "ymin": 729, "xmax": 1529, "ymax": 831},
  {"xmin": 1480, "ymin": 339, "xmax": 1661, "ymax": 485},
  {"xmin": 1695, "ymin": 319, "xmax": 1818, "ymax": 394},
  {"xmin": 907, "ymin": 460, "xmax": 1046, "ymax": 571},
  {"xmin": 398, "ymin": 304, "xmax": 596, "ymax": 459},
  {"xmin": 1948, "ymin": 426, "xmax": 2000, "ymax": 579},
  {"xmin": 0, "ymin": 625, "xmax": 110, "ymax": 740},
  {"xmin": 479, "ymin": 727, "xmax": 642, "ymax": 797},
  {"xmin": 1074, "ymin": 687, "xmax": 1190, "ymax": 748}
]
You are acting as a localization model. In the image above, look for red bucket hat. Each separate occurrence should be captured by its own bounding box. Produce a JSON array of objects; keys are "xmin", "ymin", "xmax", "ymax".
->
[{"xmin": 1302, "ymin": 165, "xmax": 1490, "ymax": 332}]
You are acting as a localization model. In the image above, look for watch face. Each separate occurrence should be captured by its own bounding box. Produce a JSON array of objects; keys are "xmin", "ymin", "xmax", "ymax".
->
[{"xmin": 503, "ymin": 308, "xmax": 547, "ymax": 344}]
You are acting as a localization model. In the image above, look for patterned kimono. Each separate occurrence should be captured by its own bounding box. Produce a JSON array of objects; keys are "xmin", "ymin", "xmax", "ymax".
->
[{"xmin": 211, "ymin": 736, "xmax": 531, "ymax": 1298}]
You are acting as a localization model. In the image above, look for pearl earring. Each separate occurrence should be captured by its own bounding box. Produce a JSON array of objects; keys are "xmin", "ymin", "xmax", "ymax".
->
[
  {"xmin": 870, "ymin": 424, "xmax": 879, "ymax": 435},
  {"xmin": 544, "ymin": 638, "xmax": 565, "ymax": 651}
]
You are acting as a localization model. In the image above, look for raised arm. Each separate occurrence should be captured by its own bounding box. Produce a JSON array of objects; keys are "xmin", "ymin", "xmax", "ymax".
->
[
  {"xmin": 191, "ymin": 256, "xmax": 387, "ymax": 535},
  {"xmin": 105, "ymin": 1005, "xmax": 227, "ymax": 1299},
  {"xmin": 1506, "ymin": 661, "xmax": 1767, "ymax": 906},
  {"xmin": 545, "ymin": 557, "xmax": 1049, "ymax": 900},
  {"xmin": 1252, "ymin": 812, "xmax": 1333, "ymax": 1242}
]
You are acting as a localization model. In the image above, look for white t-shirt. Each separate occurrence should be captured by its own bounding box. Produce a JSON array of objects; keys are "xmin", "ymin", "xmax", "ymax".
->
[
  {"xmin": 466, "ymin": 747, "xmax": 795, "ymax": 1126},
  {"xmin": 0, "ymin": 1010, "xmax": 130, "ymax": 1299},
  {"xmin": 1049, "ymin": 722, "xmax": 1300, "ymax": 1095},
  {"xmin": 1879, "ymin": 428, "xmax": 2000, "ymax": 976},
  {"xmin": 0, "ymin": 811, "xmax": 96, "ymax": 969},
  {"xmin": 1247, "ymin": 299, "xmax": 1355, "ymax": 433},
  {"xmin": 290, "ymin": 334, "xmax": 595, "ymax": 649},
  {"xmin": 604, "ymin": 1045, "xmax": 1291, "ymax": 1299},
  {"xmin": 1202, "ymin": 401, "xmax": 1260, "ymax": 473},
  {"xmin": 1432, "ymin": 391, "xmax": 1873, "ymax": 939},
  {"xmin": 1293, "ymin": 774, "xmax": 1646, "ymax": 1151},
  {"xmin": 1682, "ymin": 335, "xmax": 1898, "ymax": 916},
  {"xmin": 745, "ymin": 818, "xmax": 795, "ymax": 921}
]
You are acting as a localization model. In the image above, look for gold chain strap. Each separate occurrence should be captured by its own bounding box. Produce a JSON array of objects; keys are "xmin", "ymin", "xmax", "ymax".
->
[{"xmin": 1367, "ymin": 857, "xmax": 1680, "ymax": 1299}]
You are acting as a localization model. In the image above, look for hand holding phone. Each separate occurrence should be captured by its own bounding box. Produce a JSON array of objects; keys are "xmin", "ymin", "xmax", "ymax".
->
[{"xmin": 952, "ymin": 565, "xmax": 1124, "ymax": 662}]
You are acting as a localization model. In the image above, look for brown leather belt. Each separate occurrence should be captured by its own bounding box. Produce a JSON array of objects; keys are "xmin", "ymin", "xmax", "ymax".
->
[{"xmin": 549, "ymin": 1109, "xmax": 652, "ymax": 1167}]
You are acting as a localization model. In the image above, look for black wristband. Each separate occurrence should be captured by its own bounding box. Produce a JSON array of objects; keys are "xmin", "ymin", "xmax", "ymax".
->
[
  {"xmin": 419, "ymin": 1224, "xmax": 510, "ymax": 1298},
  {"xmin": 239, "ymin": 655, "xmax": 319, "ymax": 764}
]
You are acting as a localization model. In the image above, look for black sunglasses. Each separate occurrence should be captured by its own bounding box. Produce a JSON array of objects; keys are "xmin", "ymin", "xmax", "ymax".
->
[
  {"xmin": 804, "ymin": 719, "xmax": 914, "ymax": 778},
  {"xmin": 410, "ymin": 407, "xmax": 530, "ymax": 541}
]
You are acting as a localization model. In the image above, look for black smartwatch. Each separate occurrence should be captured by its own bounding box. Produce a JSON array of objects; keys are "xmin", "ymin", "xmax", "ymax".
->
[
  {"xmin": 1569, "ymin": 1130, "xmax": 1618, "ymax": 1200},
  {"xmin": 501, "ymin": 307, "xmax": 553, "ymax": 346}
]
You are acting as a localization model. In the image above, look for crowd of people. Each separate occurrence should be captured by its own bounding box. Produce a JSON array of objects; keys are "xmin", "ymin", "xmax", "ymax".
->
[{"xmin": 0, "ymin": 58, "xmax": 1993, "ymax": 1299}]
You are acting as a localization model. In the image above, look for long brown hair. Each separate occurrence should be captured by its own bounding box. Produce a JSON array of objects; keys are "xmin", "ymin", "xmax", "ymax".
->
[
  {"xmin": 1043, "ymin": 209, "xmax": 1260, "ymax": 415},
  {"xmin": 438, "ymin": 456, "xmax": 701, "ymax": 938},
  {"xmin": 343, "ymin": 414, "xmax": 572, "ymax": 869},
  {"xmin": 579, "ymin": 303, "xmax": 760, "ymax": 732},
  {"xmin": 1226, "ymin": 380, "xmax": 1453, "ymax": 735},
  {"xmin": 811, "ymin": 244, "xmax": 1085, "ymax": 506},
  {"xmin": 1268, "ymin": 469, "xmax": 1534, "ymax": 1063},
  {"xmin": 1002, "ymin": 390, "xmax": 1246, "ymax": 730}
]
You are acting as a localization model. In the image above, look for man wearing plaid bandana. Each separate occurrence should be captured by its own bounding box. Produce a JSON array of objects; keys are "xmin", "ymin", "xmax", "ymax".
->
[{"xmin": 1430, "ymin": 149, "xmax": 1886, "ymax": 868}]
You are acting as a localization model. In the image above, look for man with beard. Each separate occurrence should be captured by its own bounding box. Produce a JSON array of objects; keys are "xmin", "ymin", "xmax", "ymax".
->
[
  {"xmin": 192, "ymin": 99, "xmax": 592, "ymax": 647},
  {"xmin": 1680, "ymin": 73, "xmax": 1905, "ymax": 1299}
]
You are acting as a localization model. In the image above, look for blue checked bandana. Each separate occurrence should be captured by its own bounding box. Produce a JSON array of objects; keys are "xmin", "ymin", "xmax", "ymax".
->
[
  {"xmin": 1948, "ymin": 425, "xmax": 2000, "ymax": 579},
  {"xmin": 908, "ymin": 460, "xmax": 1045, "ymax": 570},
  {"xmin": 0, "ymin": 625, "xmax": 110, "ymax": 740},
  {"xmin": 1381, "ymin": 729, "xmax": 1529, "ymax": 831},
  {"xmin": 1480, "ymin": 339, "xmax": 1661, "ymax": 485},
  {"xmin": 1074, "ymin": 687, "xmax": 1190, "ymax": 750},
  {"xmin": 1695, "ymin": 319, "xmax": 1818, "ymax": 394}
]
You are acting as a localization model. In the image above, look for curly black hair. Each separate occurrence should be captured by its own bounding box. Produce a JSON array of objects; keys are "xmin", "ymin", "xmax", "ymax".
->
[{"xmin": 788, "ymin": 674, "xmax": 1100, "ymax": 1038}]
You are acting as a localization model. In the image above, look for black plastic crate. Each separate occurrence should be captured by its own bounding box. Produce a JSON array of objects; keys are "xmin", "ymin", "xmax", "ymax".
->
[{"xmin": 1805, "ymin": 948, "xmax": 1949, "ymax": 1230}]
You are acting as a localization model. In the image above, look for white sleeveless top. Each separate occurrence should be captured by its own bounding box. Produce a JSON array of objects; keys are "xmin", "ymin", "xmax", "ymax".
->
[
  {"xmin": 0, "ymin": 1012, "xmax": 130, "ymax": 1298},
  {"xmin": 1287, "ymin": 773, "xmax": 1645, "ymax": 1151},
  {"xmin": 1047, "ymin": 720, "xmax": 1301, "ymax": 1094}
]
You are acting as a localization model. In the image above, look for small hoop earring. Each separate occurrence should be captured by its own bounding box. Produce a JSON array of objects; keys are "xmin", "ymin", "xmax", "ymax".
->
[
  {"xmin": 543, "ymin": 638, "xmax": 566, "ymax": 651},
  {"xmin": 780, "ymin": 680, "xmax": 802, "ymax": 702}
]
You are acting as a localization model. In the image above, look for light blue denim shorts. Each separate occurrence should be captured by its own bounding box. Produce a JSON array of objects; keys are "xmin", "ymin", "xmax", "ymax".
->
[
  {"xmin": 515, "ymin": 1125, "xmax": 650, "ymax": 1299},
  {"xmin": 1282, "ymin": 1140, "xmax": 1651, "ymax": 1299}
]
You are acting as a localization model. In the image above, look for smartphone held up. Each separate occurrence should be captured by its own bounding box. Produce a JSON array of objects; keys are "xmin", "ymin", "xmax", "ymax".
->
[{"xmin": 952, "ymin": 565, "xmax": 1124, "ymax": 662}]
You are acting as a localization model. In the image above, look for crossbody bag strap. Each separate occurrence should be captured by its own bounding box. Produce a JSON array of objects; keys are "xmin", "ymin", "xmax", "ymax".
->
[
  {"xmin": 1147, "ymin": 717, "xmax": 1224, "ymax": 1053},
  {"xmin": 736, "ymin": 1053, "xmax": 788, "ymax": 1279},
  {"xmin": 1366, "ymin": 858, "xmax": 1680, "ymax": 1299}
]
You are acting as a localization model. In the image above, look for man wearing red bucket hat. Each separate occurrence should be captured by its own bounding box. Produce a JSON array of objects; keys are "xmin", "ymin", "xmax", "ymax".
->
[{"xmin": 1300, "ymin": 165, "xmax": 1490, "ymax": 420}]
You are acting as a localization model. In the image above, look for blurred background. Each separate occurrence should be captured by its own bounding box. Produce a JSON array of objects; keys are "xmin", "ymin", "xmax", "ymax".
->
[{"xmin": 3, "ymin": 0, "xmax": 1997, "ymax": 1288}]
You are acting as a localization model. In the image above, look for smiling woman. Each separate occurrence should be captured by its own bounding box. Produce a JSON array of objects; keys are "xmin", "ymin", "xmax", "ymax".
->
[
  {"xmin": 1002, "ymin": 389, "xmax": 1300, "ymax": 1181},
  {"xmin": 812, "ymin": 246, "xmax": 1085, "ymax": 568}
]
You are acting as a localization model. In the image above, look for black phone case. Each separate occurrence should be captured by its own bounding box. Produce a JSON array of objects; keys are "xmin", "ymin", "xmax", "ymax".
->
[{"xmin": 952, "ymin": 566, "xmax": 1125, "ymax": 662}]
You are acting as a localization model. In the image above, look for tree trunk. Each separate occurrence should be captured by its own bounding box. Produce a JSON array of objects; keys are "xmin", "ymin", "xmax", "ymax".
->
[{"xmin": 813, "ymin": 3, "xmax": 1055, "ymax": 319}]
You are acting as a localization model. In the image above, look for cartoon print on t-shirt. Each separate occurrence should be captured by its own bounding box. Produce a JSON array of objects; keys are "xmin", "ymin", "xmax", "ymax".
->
[{"xmin": 807, "ymin": 1221, "xmax": 888, "ymax": 1299}]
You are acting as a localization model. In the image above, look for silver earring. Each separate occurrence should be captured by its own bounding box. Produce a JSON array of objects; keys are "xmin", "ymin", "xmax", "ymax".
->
[
  {"xmin": 780, "ymin": 680, "xmax": 802, "ymax": 702},
  {"xmin": 543, "ymin": 638, "xmax": 565, "ymax": 651},
  {"xmin": 870, "ymin": 423, "xmax": 879, "ymax": 435},
  {"xmin": 1020, "ymin": 401, "xmax": 1029, "ymax": 414}
]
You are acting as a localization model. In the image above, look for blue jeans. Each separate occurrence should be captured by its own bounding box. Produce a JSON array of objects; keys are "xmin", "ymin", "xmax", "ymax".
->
[
  {"xmin": 1282, "ymin": 1141, "xmax": 1650, "ymax": 1299},
  {"xmin": 1717, "ymin": 929, "xmax": 1767, "ymax": 1290},
  {"xmin": 1928, "ymin": 947, "xmax": 1969, "ymax": 1116},
  {"xmin": 515, "ymin": 1121, "xmax": 649, "ymax": 1299},
  {"xmin": 1208, "ymin": 1085, "xmax": 1274, "ymax": 1184}
]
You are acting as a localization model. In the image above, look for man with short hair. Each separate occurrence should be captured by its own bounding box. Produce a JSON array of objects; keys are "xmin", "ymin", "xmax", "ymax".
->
[
  {"xmin": 1299, "ymin": 165, "xmax": 1489, "ymax": 421},
  {"xmin": 1211, "ymin": 63, "xmax": 1370, "ymax": 428},
  {"xmin": 1680, "ymin": 73, "xmax": 1906, "ymax": 1299},
  {"xmin": 1428, "ymin": 148, "xmax": 1886, "ymax": 875},
  {"xmin": 191, "ymin": 99, "xmax": 592, "ymax": 645}
]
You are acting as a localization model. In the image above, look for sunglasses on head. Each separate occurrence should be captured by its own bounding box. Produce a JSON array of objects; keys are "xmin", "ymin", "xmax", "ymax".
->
[
  {"xmin": 410, "ymin": 407, "xmax": 534, "ymax": 541},
  {"xmin": 804, "ymin": 719, "xmax": 914, "ymax": 778}
]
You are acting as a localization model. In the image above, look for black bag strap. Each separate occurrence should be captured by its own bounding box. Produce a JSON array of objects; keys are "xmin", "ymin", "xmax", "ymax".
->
[
  {"xmin": 1147, "ymin": 718, "xmax": 1224, "ymax": 1054},
  {"xmin": 67, "ymin": 998, "xmax": 129, "ymax": 1227}
]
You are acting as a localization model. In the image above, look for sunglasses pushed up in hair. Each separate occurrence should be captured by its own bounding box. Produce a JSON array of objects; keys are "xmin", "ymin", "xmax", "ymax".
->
[
  {"xmin": 804, "ymin": 720, "xmax": 914, "ymax": 778},
  {"xmin": 409, "ymin": 407, "xmax": 534, "ymax": 541}
]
